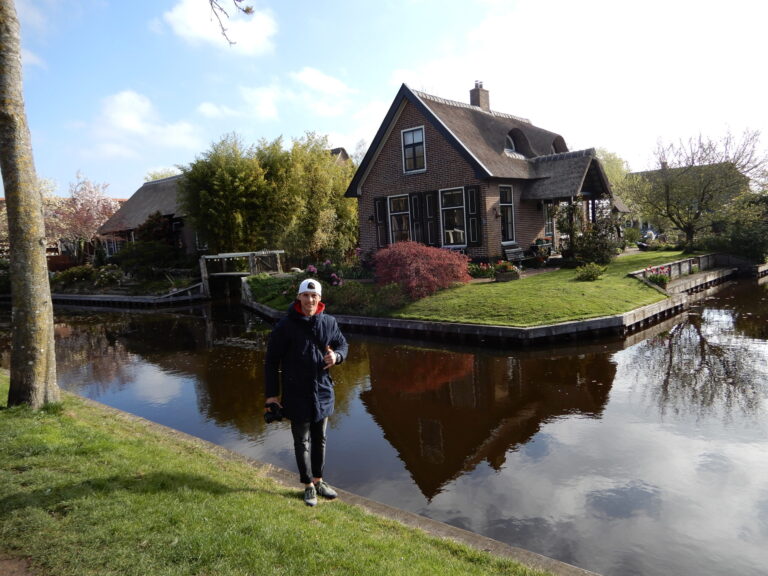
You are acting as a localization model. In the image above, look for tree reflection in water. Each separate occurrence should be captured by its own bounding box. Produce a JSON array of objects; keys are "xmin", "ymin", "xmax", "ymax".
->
[{"xmin": 626, "ymin": 288, "xmax": 767, "ymax": 422}]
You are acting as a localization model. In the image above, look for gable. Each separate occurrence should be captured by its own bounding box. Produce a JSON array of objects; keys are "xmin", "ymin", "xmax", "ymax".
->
[{"xmin": 346, "ymin": 83, "xmax": 574, "ymax": 198}]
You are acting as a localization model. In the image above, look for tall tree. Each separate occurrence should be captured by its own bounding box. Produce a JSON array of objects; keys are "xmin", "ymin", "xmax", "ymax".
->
[
  {"xmin": 179, "ymin": 133, "xmax": 267, "ymax": 253},
  {"xmin": 274, "ymin": 132, "xmax": 357, "ymax": 263},
  {"xmin": 624, "ymin": 131, "xmax": 764, "ymax": 251},
  {"xmin": 144, "ymin": 168, "xmax": 180, "ymax": 182},
  {"xmin": 0, "ymin": 0, "xmax": 60, "ymax": 408},
  {"xmin": 1, "ymin": 0, "xmax": 250, "ymax": 409}
]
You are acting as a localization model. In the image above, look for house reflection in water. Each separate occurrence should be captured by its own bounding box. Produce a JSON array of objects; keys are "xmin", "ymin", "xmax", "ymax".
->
[{"xmin": 361, "ymin": 341, "xmax": 615, "ymax": 499}]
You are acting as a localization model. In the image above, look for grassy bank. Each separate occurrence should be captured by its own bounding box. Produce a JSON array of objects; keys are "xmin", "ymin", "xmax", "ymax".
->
[
  {"xmin": 249, "ymin": 251, "xmax": 686, "ymax": 326},
  {"xmin": 0, "ymin": 373, "xmax": 550, "ymax": 576},
  {"xmin": 393, "ymin": 251, "xmax": 685, "ymax": 326}
]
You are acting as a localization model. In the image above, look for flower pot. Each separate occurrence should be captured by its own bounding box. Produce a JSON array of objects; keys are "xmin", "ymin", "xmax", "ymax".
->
[{"xmin": 495, "ymin": 270, "xmax": 520, "ymax": 282}]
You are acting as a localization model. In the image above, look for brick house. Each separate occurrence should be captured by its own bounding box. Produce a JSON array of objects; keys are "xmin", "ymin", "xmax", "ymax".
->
[{"xmin": 345, "ymin": 82, "xmax": 620, "ymax": 262}]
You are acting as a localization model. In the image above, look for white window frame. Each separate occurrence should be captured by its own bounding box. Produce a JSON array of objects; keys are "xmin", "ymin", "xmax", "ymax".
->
[
  {"xmin": 439, "ymin": 187, "xmax": 467, "ymax": 248},
  {"xmin": 499, "ymin": 185, "xmax": 516, "ymax": 244},
  {"xmin": 388, "ymin": 194, "xmax": 412, "ymax": 244},
  {"xmin": 543, "ymin": 202, "xmax": 555, "ymax": 237},
  {"xmin": 401, "ymin": 126, "xmax": 426, "ymax": 174}
]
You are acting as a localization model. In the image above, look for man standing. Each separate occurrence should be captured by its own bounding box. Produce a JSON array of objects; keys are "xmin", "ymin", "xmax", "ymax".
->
[{"xmin": 264, "ymin": 278, "xmax": 348, "ymax": 506}]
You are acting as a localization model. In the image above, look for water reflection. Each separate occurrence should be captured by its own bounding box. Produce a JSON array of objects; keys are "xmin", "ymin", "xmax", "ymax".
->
[
  {"xmin": 621, "ymin": 289, "xmax": 768, "ymax": 423},
  {"xmin": 1, "ymin": 280, "xmax": 767, "ymax": 576},
  {"xmin": 362, "ymin": 342, "xmax": 613, "ymax": 498}
]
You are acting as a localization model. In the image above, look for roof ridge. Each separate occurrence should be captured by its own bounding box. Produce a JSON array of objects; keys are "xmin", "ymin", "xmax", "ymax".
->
[
  {"xmin": 412, "ymin": 88, "xmax": 530, "ymax": 124},
  {"xmin": 532, "ymin": 148, "xmax": 596, "ymax": 164}
]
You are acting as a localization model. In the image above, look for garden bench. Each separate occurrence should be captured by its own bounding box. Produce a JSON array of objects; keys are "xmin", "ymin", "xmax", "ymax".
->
[{"xmin": 503, "ymin": 245, "xmax": 527, "ymax": 264}]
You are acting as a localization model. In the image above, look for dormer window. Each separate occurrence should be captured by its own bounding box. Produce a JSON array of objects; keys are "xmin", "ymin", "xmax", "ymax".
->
[
  {"xmin": 505, "ymin": 134, "xmax": 516, "ymax": 153},
  {"xmin": 402, "ymin": 127, "xmax": 425, "ymax": 173}
]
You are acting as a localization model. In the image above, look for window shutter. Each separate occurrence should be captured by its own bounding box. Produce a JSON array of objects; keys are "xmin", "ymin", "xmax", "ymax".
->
[
  {"xmin": 424, "ymin": 191, "xmax": 438, "ymax": 246},
  {"xmin": 465, "ymin": 185, "xmax": 482, "ymax": 247},
  {"xmin": 409, "ymin": 193, "xmax": 424, "ymax": 244},
  {"xmin": 374, "ymin": 197, "xmax": 389, "ymax": 248}
]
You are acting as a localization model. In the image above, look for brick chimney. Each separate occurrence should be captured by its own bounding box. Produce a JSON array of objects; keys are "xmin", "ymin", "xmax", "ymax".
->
[{"xmin": 470, "ymin": 80, "xmax": 489, "ymax": 111}]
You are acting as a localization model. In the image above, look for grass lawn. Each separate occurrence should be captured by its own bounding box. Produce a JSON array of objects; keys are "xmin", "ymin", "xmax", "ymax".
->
[
  {"xmin": 0, "ymin": 372, "xmax": 550, "ymax": 576},
  {"xmin": 393, "ymin": 251, "xmax": 686, "ymax": 327}
]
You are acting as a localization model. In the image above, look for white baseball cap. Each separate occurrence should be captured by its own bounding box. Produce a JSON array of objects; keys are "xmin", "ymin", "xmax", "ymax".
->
[{"xmin": 297, "ymin": 278, "xmax": 322, "ymax": 297}]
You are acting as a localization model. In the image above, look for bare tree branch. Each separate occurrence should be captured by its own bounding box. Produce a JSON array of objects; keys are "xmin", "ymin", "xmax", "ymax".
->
[{"xmin": 208, "ymin": 0, "xmax": 254, "ymax": 45}]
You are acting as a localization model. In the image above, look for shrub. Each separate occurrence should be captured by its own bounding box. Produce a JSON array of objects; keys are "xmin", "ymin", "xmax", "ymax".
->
[
  {"xmin": 574, "ymin": 262, "xmax": 606, "ymax": 281},
  {"xmin": 109, "ymin": 241, "xmax": 186, "ymax": 280},
  {"xmin": 305, "ymin": 260, "xmax": 343, "ymax": 287},
  {"xmin": 622, "ymin": 227, "xmax": 642, "ymax": 245},
  {"xmin": 372, "ymin": 241, "xmax": 471, "ymax": 300},
  {"xmin": 645, "ymin": 265, "xmax": 671, "ymax": 288},
  {"xmin": 51, "ymin": 265, "xmax": 97, "ymax": 288},
  {"xmin": 646, "ymin": 273, "xmax": 669, "ymax": 288},
  {"xmin": 468, "ymin": 262, "xmax": 495, "ymax": 278},
  {"xmin": 322, "ymin": 281, "xmax": 406, "ymax": 316},
  {"xmin": 93, "ymin": 264, "xmax": 124, "ymax": 288}
]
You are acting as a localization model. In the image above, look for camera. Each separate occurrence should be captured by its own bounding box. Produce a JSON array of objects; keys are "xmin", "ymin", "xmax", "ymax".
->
[{"xmin": 264, "ymin": 401, "xmax": 283, "ymax": 423}]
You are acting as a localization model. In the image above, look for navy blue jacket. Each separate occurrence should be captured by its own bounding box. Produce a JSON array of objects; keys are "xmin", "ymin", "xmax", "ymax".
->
[{"xmin": 264, "ymin": 301, "xmax": 348, "ymax": 423}]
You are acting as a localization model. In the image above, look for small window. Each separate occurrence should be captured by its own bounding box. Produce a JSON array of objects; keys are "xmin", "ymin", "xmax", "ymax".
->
[
  {"xmin": 402, "ymin": 127, "xmax": 425, "ymax": 173},
  {"xmin": 505, "ymin": 135, "xmax": 515, "ymax": 153}
]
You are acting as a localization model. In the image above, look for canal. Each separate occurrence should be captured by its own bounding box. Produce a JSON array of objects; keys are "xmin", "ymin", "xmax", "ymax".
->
[{"xmin": 2, "ymin": 279, "xmax": 767, "ymax": 576}]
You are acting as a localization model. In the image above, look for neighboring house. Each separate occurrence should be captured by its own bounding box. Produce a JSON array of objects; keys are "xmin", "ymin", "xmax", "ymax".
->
[
  {"xmin": 97, "ymin": 175, "xmax": 198, "ymax": 256},
  {"xmin": 345, "ymin": 82, "xmax": 621, "ymax": 261},
  {"xmin": 99, "ymin": 147, "xmax": 351, "ymax": 259}
]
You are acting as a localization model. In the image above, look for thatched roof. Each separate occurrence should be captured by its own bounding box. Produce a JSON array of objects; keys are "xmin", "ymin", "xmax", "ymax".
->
[
  {"xmin": 98, "ymin": 175, "xmax": 182, "ymax": 234},
  {"xmin": 345, "ymin": 83, "xmax": 612, "ymax": 201},
  {"xmin": 523, "ymin": 149, "xmax": 611, "ymax": 201}
]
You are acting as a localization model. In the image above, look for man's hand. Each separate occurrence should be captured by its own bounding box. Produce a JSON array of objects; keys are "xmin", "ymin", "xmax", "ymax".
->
[{"xmin": 323, "ymin": 346, "xmax": 339, "ymax": 370}]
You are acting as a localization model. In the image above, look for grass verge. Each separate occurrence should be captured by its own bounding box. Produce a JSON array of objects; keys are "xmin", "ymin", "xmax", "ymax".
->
[
  {"xmin": 248, "ymin": 251, "xmax": 686, "ymax": 327},
  {"xmin": 0, "ymin": 372, "xmax": 550, "ymax": 576},
  {"xmin": 393, "ymin": 251, "xmax": 685, "ymax": 326}
]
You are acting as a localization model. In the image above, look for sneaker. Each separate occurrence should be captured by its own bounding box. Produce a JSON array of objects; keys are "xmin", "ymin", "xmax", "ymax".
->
[
  {"xmin": 304, "ymin": 484, "xmax": 317, "ymax": 507},
  {"xmin": 314, "ymin": 480, "xmax": 337, "ymax": 500}
]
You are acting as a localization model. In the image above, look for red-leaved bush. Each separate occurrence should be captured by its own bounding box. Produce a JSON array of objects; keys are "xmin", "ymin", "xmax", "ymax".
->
[{"xmin": 372, "ymin": 241, "xmax": 471, "ymax": 300}]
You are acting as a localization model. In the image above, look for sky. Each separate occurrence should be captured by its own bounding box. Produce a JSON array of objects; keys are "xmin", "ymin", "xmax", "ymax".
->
[{"xmin": 10, "ymin": 0, "xmax": 768, "ymax": 199}]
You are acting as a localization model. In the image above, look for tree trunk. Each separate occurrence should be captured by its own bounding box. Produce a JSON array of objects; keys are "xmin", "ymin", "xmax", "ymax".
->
[{"xmin": 0, "ymin": 0, "xmax": 60, "ymax": 408}]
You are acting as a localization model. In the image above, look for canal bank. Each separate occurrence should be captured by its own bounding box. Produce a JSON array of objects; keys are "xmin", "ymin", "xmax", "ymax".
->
[
  {"xmin": 5, "ymin": 274, "xmax": 766, "ymax": 576},
  {"xmin": 241, "ymin": 259, "xmax": 749, "ymax": 346},
  {"xmin": 78, "ymin": 395, "xmax": 599, "ymax": 576}
]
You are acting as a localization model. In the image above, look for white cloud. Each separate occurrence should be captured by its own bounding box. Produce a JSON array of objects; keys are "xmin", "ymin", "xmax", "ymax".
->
[
  {"xmin": 288, "ymin": 67, "xmax": 356, "ymax": 118},
  {"xmin": 16, "ymin": 0, "xmax": 51, "ymax": 35},
  {"xmin": 197, "ymin": 101, "xmax": 239, "ymax": 119},
  {"xmin": 21, "ymin": 48, "xmax": 46, "ymax": 69},
  {"xmin": 88, "ymin": 90, "xmax": 203, "ymax": 159},
  {"xmin": 326, "ymin": 98, "xmax": 391, "ymax": 156},
  {"xmin": 380, "ymin": 0, "xmax": 768, "ymax": 172},
  {"xmin": 163, "ymin": 0, "xmax": 276, "ymax": 56},
  {"xmin": 239, "ymin": 84, "xmax": 282, "ymax": 121},
  {"xmin": 290, "ymin": 67, "xmax": 354, "ymax": 95}
]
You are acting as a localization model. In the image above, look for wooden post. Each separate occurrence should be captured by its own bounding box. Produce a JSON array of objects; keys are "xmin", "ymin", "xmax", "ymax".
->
[{"xmin": 199, "ymin": 256, "xmax": 210, "ymax": 297}]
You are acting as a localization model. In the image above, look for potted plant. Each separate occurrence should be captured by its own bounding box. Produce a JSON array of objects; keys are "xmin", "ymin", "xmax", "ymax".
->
[{"xmin": 494, "ymin": 260, "xmax": 521, "ymax": 282}]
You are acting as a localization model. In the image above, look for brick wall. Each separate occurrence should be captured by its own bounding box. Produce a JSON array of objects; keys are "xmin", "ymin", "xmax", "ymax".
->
[{"xmin": 356, "ymin": 100, "xmax": 556, "ymax": 262}]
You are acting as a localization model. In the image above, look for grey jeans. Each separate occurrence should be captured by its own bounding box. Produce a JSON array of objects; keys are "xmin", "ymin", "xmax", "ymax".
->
[{"xmin": 290, "ymin": 418, "xmax": 327, "ymax": 484}]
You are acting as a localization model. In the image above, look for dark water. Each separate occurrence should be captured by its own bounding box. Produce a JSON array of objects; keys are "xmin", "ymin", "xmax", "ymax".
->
[{"xmin": 3, "ymin": 280, "xmax": 767, "ymax": 576}]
